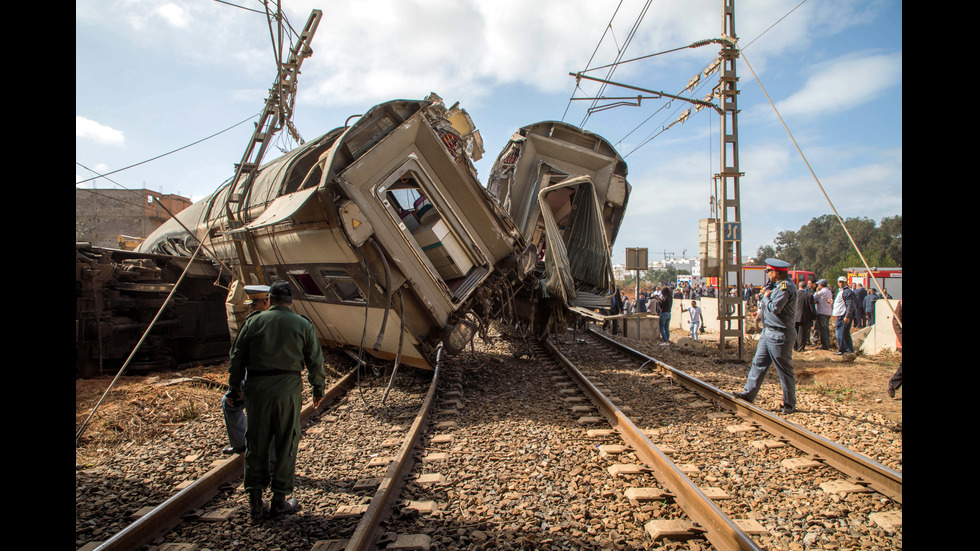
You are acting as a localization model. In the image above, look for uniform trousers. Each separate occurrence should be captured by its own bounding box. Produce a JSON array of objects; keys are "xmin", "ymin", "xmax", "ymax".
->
[
  {"xmin": 243, "ymin": 374, "xmax": 302, "ymax": 495},
  {"xmin": 742, "ymin": 327, "xmax": 797, "ymax": 408},
  {"xmin": 223, "ymin": 384, "xmax": 276, "ymax": 462},
  {"xmin": 888, "ymin": 355, "xmax": 903, "ymax": 390}
]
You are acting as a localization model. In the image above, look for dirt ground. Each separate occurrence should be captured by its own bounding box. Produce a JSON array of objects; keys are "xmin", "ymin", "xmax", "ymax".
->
[
  {"xmin": 789, "ymin": 346, "xmax": 902, "ymax": 424},
  {"xmin": 75, "ymin": 361, "xmax": 232, "ymax": 467}
]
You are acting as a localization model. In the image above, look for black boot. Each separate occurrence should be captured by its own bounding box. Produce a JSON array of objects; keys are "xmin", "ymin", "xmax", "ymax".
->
[
  {"xmin": 269, "ymin": 493, "xmax": 301, "ymax": 517},
  {"xmin": 249, "ymin": 490, "xmax": 267, "ymax": 521}
]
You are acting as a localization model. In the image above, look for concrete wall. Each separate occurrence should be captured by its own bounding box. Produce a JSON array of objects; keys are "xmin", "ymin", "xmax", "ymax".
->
[{"xmin": 857, "ymin": 299, "xmax": 901, "ymax": 354}]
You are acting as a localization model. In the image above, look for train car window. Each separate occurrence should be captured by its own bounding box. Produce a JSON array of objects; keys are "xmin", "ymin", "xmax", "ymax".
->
[
  {"xmin": 320, "ymin": 269, "xmax": 366, "ymax": 304},
  {"xmin": 384, "ymin": 176, "xmax": 426, "ymax": 232},
  {"xmin": 288, "ymin": 270, "xmax": 324, "ymax": 297}
]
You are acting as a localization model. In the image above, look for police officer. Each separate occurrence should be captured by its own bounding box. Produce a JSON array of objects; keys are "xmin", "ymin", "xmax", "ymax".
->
[
  {"xmin": 222, "ymin": 285, "xmax": 271, "ymax": 455},
  {"xmin": 734, "ymin": 258, "xmax": 799, "ymax": 414},
  {"xmin": 229, "ymin": 280, "xmax": 326, "ymax": 520}
]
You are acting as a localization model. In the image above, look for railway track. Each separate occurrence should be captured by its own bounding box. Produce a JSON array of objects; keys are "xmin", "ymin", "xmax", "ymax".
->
[
  {"xmin": 76, "ymin": 327, "xmax": 902, "ymax": 550},
  {"xmin": 549, "ymin": 328, "xmax": 902, "ymax": 549}
]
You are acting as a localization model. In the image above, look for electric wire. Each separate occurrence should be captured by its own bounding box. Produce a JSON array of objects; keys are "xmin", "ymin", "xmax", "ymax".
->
[
  {"xmin": 560, "ymin": 0, "xmax": 625, "ymax": 122},
  {"xmin": 75, "ymin": 112, "xmax": 261, "ymax": 185},
  {"xmin": 585, "ymin": 0, "xmax": 811, "ymax": 157},
  {"xmin": 580, "ymin": 0, "xmax": 653, "ymax": 128}
]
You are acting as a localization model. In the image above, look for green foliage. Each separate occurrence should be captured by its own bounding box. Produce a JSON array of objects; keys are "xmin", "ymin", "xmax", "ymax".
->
[
  {"xmin": 812, "ymin": 382, "xmax": 856, "ymax": 402},
  {"xmin": 638, "ymin": 265, "xmax": 692, "ymax": 287},
  {"xmin": 754, "ymin": 215, "xmax": 901, "ymax": 282}
]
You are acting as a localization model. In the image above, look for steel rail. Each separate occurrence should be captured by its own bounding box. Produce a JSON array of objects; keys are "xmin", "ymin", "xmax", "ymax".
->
[
  {"xmin": 346, "ymin": 346, "xmax": 443, "ymax": 550},
  {"xmin": 543, "ymin": 339, "xmax": 763, "ymax": 551},
  {"xmin": 94, "ymin": 369, "xmax": 358, "ymax": 551},
  {"xmin": 587, "ymin": 327, "xmax": 903, "ymax": 504}
]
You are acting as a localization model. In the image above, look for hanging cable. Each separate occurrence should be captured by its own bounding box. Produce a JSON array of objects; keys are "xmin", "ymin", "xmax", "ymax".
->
[
  {"xmin": 580, "ymin": 0, "xmax": 653, "ymax": 128},
  {"xmin": 369, "ymin": 238, "xmax": 393, "ymax": 351},
  {"xmin": 381, "ymin": 288, "xmax": 406, "ymax": 407},
  {"xmin": 561, "ymin": 0, "xmax": 625, "ymax": 122}
]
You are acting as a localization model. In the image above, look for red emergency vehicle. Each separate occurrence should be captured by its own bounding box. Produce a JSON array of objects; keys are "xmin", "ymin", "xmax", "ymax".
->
[
  {"xmin": 706, "ymin": 266, "xmax": 815, "ymax": 292},
  {"xmin": 845, "ymin": 267, "xmax": 902, "ymax": 299}
]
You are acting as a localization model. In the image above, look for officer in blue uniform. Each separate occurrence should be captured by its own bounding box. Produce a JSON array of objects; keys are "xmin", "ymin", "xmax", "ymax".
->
[{"xmin": 734, "ymin": 259, "xmax": 799, "ymax": 414}]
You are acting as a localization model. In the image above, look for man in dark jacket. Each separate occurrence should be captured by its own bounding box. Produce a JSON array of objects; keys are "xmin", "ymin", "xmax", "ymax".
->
[
  {"xmin": 794, "ymin": 281, "xmax": 817, "ymax": 351},
  {"xmin": 854, "ymin": 284, "xmax": 868, "ymax": 327},
  {"xmin": 864, "ymin": 289, "xmax": 880, "ymax": 326},
  {"xmin": 832, "ymin": 276, "xmax": 858, "ymax": 354}
]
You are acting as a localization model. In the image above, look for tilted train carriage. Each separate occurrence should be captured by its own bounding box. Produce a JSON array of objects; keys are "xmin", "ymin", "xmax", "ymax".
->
[
  {"xmin": 141, "ymin": 95, "xmax": 535, "ymax": 369},
  {"xmin": 486, "ymin": 120, "xmax": 631, "ymax": 328},
  {"xmin": 139, "ymin": 95, "xmax": 630, "ymax": 369}
]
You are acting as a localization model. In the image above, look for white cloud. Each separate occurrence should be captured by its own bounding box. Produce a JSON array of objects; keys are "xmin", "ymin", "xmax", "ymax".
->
[
  {"xmin": 155, "ymin": 3, "xmax": 191, "ymax": 29},
  {"xmin": 76, "ymin": 116, "xmax": 125, "ymax": 146},
  {"xmin": 775, "ymin": 51, "xmax": 902, "ymax": 119}
]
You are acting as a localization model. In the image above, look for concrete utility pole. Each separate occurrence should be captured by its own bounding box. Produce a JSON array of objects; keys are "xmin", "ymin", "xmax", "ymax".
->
[{"xmin": 716, "ymin": 0, "xmax": 745, "ymax": 360}]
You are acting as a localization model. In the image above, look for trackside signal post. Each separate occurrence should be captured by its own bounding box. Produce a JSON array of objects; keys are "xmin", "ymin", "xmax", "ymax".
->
[{"xmin": 716, "ymin": 0, "xmax": 745, "ymax": 360}]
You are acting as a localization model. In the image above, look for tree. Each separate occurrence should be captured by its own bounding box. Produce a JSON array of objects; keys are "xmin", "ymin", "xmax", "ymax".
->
[{"xmin": 755, "ymin": 215, "xmax": 901, "ymax": 282}]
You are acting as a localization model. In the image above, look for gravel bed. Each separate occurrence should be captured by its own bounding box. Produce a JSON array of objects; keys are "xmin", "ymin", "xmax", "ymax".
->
[
  {"xmin": 557, "ymin": 330, "xmax": 902, "ymax": 550},
  {"xmin": 76, "ymin": 325, "xmax": 901, "ymax": 550},
  {"xmin": 76, "ymin": 359, "xmax": 431, "ymax": 550},
  {"xmin": 383, "ymin": 339, "xmax": 675, "ymax": 549}
]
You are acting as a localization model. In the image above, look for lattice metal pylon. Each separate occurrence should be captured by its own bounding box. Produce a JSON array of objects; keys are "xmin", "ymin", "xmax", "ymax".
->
[
  {"xmin": 716, "ymin": 0, "xmax": 745, "ymax": 360},
  {"xmin": 223, "ymin": 9, "xmax": 323, "ymax": 284}
]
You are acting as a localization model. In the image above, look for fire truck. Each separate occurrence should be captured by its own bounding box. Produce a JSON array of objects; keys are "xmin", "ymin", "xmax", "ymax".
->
[
  {"xmin": 845, "ymin": 267, "xmax": 902, "ymax": 299},
  {"xmin": 707, "ymin": 266, "xmax": 816, "ymax": 292}
]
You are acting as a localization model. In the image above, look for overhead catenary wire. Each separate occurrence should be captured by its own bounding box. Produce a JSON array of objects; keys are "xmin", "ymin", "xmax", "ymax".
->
[
  {"xmin": 578, "ymin": 0, "xmax": 653, "ymax": 128},
  {"xmin": 75, "ymin": 164, "xmax": 238, "ymax": 285},
  {"xmin": 584, "ymin": 0, "xmax": 812, "ymax": 158},
  {"xmin": 561, "ymin": 0, "xmax": 625, "ymax": 122}
]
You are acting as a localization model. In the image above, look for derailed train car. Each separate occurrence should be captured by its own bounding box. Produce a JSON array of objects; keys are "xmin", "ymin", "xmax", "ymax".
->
[
  {"xmin": 486, "ymin": 121, "xmax": 631, "ymax": 326},
  {"xmin": 139, "ymin": 95, "xmax": 630, "ymax": 369},
  {"xmin": 140, "ymin": 95, "xmax": 537, "ymax": 369},
  {"xmin": 75, "ymin": 243, "xmax": 231, "ymax": 378}
]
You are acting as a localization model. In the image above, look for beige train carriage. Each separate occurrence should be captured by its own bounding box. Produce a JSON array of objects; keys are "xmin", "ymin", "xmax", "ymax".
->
[{"xmin": 140, "ymin": 95, "xmax": 536, "ymax": 369}]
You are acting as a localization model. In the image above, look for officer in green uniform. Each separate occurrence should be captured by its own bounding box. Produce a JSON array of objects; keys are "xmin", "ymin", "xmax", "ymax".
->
[
  {"xmin": 734, "ymin": 258, "xmax": 798, "ymax": 414},
  {"xmin": 228, "ymin": 280, "xmax": 326, "ymax": 520}
]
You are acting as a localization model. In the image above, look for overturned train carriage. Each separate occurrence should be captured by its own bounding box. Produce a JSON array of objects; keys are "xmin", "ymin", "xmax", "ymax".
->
[
  {"xmin": 140, "ymin": 96, "xmax": 537, "ymax": 369},
  {"xmin": 75, "ymin": 243, "xmax": 231, "ymax": 378},
  {"xmin": 486, "ymin": 121, "xmax": 631, "ymax": 325}
]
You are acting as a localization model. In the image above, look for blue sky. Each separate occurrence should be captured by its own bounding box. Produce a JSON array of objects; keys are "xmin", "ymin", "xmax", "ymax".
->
[{"xmin": 76, "ymin": 0, "xmax": 902, "ymax": 264}]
